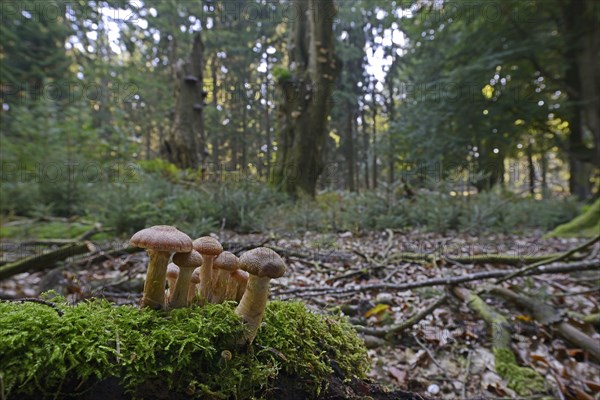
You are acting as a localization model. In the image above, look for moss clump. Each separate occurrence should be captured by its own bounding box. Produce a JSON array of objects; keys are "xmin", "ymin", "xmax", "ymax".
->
[
  {"xmin": 0, "ymin": 295, "xmax": 368, "ymax": 399},
  {"xmin": 494, "ymin": 348, "xmax": 545, "ymax": 395},
  {"xmin": 272, "ymin": 66, "xmax": 292, "ymax": 82},
  {"xmin": 546, "ymin": 198, "xmax": 600, "ymax": 238}
]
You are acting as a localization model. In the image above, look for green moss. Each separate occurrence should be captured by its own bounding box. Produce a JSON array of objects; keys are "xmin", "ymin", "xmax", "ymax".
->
[
  {"xmin": 494, "ymin": 348, "xmax": 545, "ymax": 395},
  {"xmin": 546, "ymin": 198, "xmax": 600, "ymax": 238},
  {"xmin": 272, "ymin": 66, "xmax": 292, "ymax": 82},
  {"xmin": 0, "ymin": 295, "xmax": 368, "ymax": 399}
]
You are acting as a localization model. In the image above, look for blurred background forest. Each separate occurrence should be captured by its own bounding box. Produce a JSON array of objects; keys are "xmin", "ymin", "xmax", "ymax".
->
[
  {"xmin": 1, "ymin": 2, "xmax": 600, "ymax": 398},
  {"xmin": 1, "ymin": 0, "xmax": 599, "ymax": 237}
]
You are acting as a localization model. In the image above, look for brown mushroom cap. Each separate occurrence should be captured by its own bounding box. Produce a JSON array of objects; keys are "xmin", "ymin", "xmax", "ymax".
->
[
  {"xmin": 239, "ymin": 247, "xmax": 285, "ymax": 279},
  {"xmin": 130, "ymin": 225, "xmax": 192, "ymax": 253},
  {"xmin": 173, "ymin": 250, "xmax": 202, "ymax": 269},
  {"xmin": 231, "ymin": 269, "xmax": 249, "ymax": 283},
  {"xmin": 191, "ymin": 267, "xmax": 201, "ymax": 284},
  {"xmin": 193, "ymin": 236, "xmax": 223, "ymax": 256},
  {"xmin": 166, "ymin": 263, "xmax": 180, "ymax": 280},
  {"xmin": 214, "ymin": 251, "xmax": 239, "ymax": 272}
]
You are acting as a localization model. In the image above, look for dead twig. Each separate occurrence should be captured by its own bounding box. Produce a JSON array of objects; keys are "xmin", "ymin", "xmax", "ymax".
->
[
  {"xmin": 412, "ymin": 333, "xmax": 454, "ymax": 383},
  {"xmin": 354, "ymin": 295, "xmax": 448, "ymax": 339},
  {"xmin": 1, "ymin": 297, "xmax": 64, "ymax": 316}
]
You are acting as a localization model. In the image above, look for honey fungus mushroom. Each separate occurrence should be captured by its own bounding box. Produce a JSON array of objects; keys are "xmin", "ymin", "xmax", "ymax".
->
[
  {"xmin": 130, "ymin": 225, "xmax": 192, "ymax": 309},
  {"xmin": 169, "ymin": 250, "xmax": 202, "ymax": 308},
  {"xmin": 188, "ymin": 267, "xmax": 201, "ymax": 304},
  {"xmin": 211, "ymin": 251, "xmax": 239, "ymax": 303},
  {"xmin": 235, "ymin": 247, "xmax": 286, "ymax": 343},
  {"xmin": 165, "ymin": 263, "xmax": 179, "ymax": 302},
  {"xmin": 193, "ymin": 236, "xmax": 223, "ymax": 305},
  {"xmin": 228, "ymin": 269, "xmax": 249, "ymax": 302}
]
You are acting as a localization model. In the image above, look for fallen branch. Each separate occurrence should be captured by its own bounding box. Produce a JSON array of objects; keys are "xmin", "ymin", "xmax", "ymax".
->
[
  {"xmin": 494, "ymin": 234, "xmax": 600, "ymax": 285},
  {"xmin": 274, "ymin": 259, "xmax": 599, "ymax": 298},
  {"xmin": 582, "ymin": 313, "xmax": 600, "ymax": 328},
  {"xmin": 327, "ymin": 252, "xmax": 562, "ymax": 284},
  {"xmin": 330, "ymin": 249, "xmax": 572, "ymax": 284},
  {"xmin": 491, "ymin": 286, "xmax": 600, "ymax": 361},
  {"xmin": 390, "ymin": 252, "xmax": 564, "ymax": 266},
  {"xmin": 73, "ymin": 246, "xmax": 144, "ymax": 267},
  {"xmin": 451, "ymin": 286, "xmax": 546, "ymax": 396},
  {"xmin": 0, "ymin": 242, "xmax": 96, "ymax": 281},
  {"xmin": 354, "ymin": 295, "xmax": 448, "ymax": 339}
]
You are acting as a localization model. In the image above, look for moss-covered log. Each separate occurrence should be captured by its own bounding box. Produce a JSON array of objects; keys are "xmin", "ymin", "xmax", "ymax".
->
[
  {"xmin": 452, "ymin": 287, "xmax": 546, "ymax": 396},
  {"xmin": 0, "ymin": 242, "xmax": 95, "ymax": 281},
  {"xmin": 491, "ymin": 286, "xmax": 600, "ymax": 361},
  {"xmin": 0, "ymin": 295, "xmax": 424, "ymax": 400},
  {"xmin": 546, "ymin": 198, "xmax": 600, "ymax": 238}
]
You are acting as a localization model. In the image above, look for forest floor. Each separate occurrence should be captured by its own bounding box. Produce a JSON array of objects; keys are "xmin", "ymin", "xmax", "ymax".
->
[{"xmin": 1, "ymin": 225, "xmax": 599, "ymax": 399}]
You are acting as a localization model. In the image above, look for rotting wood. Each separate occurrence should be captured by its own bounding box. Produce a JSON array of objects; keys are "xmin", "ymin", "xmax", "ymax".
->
[
  {"xmin": 0, "ymin": 242, "xmax": 96, "ymax": 280},
  {"xmin": 491, "ymin": 286, "xmax": 600, "ymax": 361}
]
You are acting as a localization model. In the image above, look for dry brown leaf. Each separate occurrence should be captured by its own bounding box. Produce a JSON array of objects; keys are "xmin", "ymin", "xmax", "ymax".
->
[{"xmin": 388, "ymin": 366, "xmax": 407, "ymax": 385}]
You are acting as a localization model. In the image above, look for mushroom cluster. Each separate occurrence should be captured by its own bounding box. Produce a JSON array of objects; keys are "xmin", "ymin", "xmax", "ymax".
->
[{"xmin": 130, "ymin": 225, "xmax": 286, "ymax": 343}]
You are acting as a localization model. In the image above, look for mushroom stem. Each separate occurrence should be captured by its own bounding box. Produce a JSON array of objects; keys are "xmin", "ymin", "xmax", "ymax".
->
[
  {"xmin": 198, "ymin": 256, "xmax": 215, "ymax": 305},
  {"xmin": 187, "ymin": 267, "xmax": 201, "ymax": 304},
  {"xmin": 235, "ymin": 276, "xmax": 270, "ymax": 342},
  {"xmin": 169, "ymin": 266, "xmax": 194, "ymax": 308},
  {"xmin": 141, "ymin": 250, "xmax": 170, "ymax": 309},
  {"xmin": 224, "ymin": 273, "xmax": 239, "ymax": 301},
  {"xmin": 235, "ymin": 271, "xmax": 249, "ymax": 302}
]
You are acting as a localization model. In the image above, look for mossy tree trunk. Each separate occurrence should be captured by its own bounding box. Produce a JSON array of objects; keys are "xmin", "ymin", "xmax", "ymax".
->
[
  {"xmin": 162, "ymin": 33, "xmax": 205, "ymax": 169},
  {"xmin": 271, "ymin": 0, "xmax": 340, "ymax": 197}
]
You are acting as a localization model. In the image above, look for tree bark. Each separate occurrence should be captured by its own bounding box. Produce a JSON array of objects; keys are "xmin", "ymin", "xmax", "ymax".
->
[
  {"xmin": 563, "ymin": 0, "xmax": 599, "ymax": 199},
  {"xmin": 272, "ymin": 0, "xmax": 340, "ymax": 197},
  {"xmin": 491, "ymin": 286, "xmax": 600, "ymax": 361},
  {"xmin": 371, "ymin": 93, "xmax": 378, "ymax": 189},
  {"xmin": 162, "ymin": 33, "xmax": 204, "ymax": 169},
  {"xmin": 0, "ymin": 242, "xmax": 95, "ymax": 281},
  {"xmin": 345, "ymin": 109, "xmax": 356, "ymax": 191},
  {"xmin": 527, "ymin": 142, "xmax": 535, "ymax": 196}
]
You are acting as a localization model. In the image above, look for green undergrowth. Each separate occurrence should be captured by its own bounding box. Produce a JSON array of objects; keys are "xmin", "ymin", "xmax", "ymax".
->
[
  {"xmin": 0, "ymin": 220, "xmax": 97, "ymax": 240},
  {"xmin": 0, "ymin": 294, "xmax": 368, "ymax": 399}
]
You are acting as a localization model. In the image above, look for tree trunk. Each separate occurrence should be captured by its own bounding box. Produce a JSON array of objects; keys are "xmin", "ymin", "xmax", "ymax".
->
[
  {"xmin": 563, "ymin": 0, "xmax": 599, "ymax": 199},
  {"xmin": 162, "ymin": 33, "xmax": 204, "ymax": 169},
  {"xmin": 371, "ymin": 98, "xmax": 378, "ymax": 189},
  {"xmin": 527, "ymin": 142, "xmax": 535, "ymax": 196},
  {"xmin": 362, "ymin": 110, "xmax": 370, "ymax": 190},
  {"xmin": 344, "ymin": 109, "xmax": 356, "ymax": 192},
  {"xmin": 271, "ymin": 0, "xmax": 340, "ymax": 197},
  {"xmin": 211, "ymin": 56, "xmax": 220, "ymax": 168}
]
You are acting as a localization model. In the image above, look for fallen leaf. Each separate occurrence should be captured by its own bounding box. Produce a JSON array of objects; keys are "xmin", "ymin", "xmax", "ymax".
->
[
  {"xmin": 515, "ymin": 314, "xmax": 533, "ymax": 322},
  {"xmin": 364, "ymin": 303, "xmax": 390, "ymax": 318},
  {"xmin": 388, "ymin": 366, "xmax": 406, "ymax": 385}
]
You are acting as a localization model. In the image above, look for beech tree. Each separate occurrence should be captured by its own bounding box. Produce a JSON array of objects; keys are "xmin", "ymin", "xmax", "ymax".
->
[
  {"xmin": 162, "ymin": 33, "xmax": 205, "ymax": 169},
  {"xmin": 271, "ymin": 0, "xmax": 340, "ymax": 197}
]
